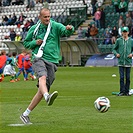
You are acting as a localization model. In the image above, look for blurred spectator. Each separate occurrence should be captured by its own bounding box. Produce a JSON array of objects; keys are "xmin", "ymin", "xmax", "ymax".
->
[
  {"xmin": 21, "ymin": 30, "xmax": 28, "ymax": 41},
  {"xmin": 83, "ymin": 0, "xmax": 86, "ymax": 5},
  {"xmin": 26, "ymin": 0, "xmax": 35, "ymax": 11},
  {"xmin": 2, "ymin": 0, "xmax": 11, "ymax": 6},
  {"xmin": 22, "ymin": 20, "xmax": 31, "ymax": 32},
  {"xmin": 90, "ymin": 23, "xmax": 98, "ymax": 42},
  {"xmin": 15, "ymin": 0, "xmax": 24, "ymax": 5},
  {"xmin": 118, "ymin": 22, "xmax": 125, "ymax": 36},
  {"xmin": 4, "ymin": 28, "xmax": 17, "ymax": 41},
  {"xmin": 85, "ymin": 24, "xmax": 91, "ymax": 38},
  {"xmin": 43, "ymin": 0, "xmax": 49, "ymax": 8},
  {"xmin": 91, "ymin": 0, "xmax": 97, "ymax": 15},
  {"xmin": 29, "ymin": 19, "xmax": 34, "ymax": 27},
  {"xmin": 77, "ymin": 26, "xmax": 84, "ymax": 39},
  {"xmin": 105, "ymin": 25, "xmax": 112, "ymax": 34},
  {"xmin": 12, "ymin": 0, "xmax": 23, "ymax": 5},
  {"xmin": 112, "ymin": 0, "xmax": 120, "ymax": 12},
  {"xmin": 12, "ymin": 0, "xmax": 17, "ymax": 5},
  {"xmin": 15, "ymin": 12, "xmax": 26, "ymax": 26},
  {"xmin": 11, "ymin": 13, "xmax": 17, "ymax": 25},
  {"xmin": 4, "ymin": 33, "xmax": 10, "ymax": 40},
  {"xmin": 95, "ymin": 0, "xmax": 103, "ymax": 9},
  {"xmin": 125, "ymin": 13, "xmax": 132, "ymax": 35},
  {"xmin": 111, "ymin": 26, "xmax": 118, "ymax": 44},
  {"xmin": 2, "ymin": 15, "xmax": 9, "ymax": 26},
  {"xmin": 103, "ymin": 30, "xmax": 112, "ymax": 45},
  {"xmin": 100, "ymin": 7, "xmax": 105, "ymax": 28},
  {"xmin": 118, "ymin": 0, "xmax": 127, "ymax": 13},
  {"xmin": 15, "ymin": 32, "xmax": 22, "ymax": 41},
  {"xmin": 7, "ymin": 14, "xmax": 12, "ymax": 25},
  {"xmin": 128, "ymin": 0, "xmax": 133, "ymax": 19},
  {"xmin": 9, "ymin": 28, "xmax": 16, "ymax": 41},
  {"xmin": 118, "ymin": 15, "xmax": 124, "ymax": 28},
  {"xmin": 36, "ymin": 0, "xmax": 43, "ymax": 3},
  {"xmin": 94, "ymin": 7, "xmax": 101, "ymax": 28}
]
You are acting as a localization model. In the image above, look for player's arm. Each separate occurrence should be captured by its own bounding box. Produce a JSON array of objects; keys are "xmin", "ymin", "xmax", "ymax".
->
[
  {"xmin": 129, "ymin": 39, "xmax": 133, "ymax": 58},
  {"xmin": 23, "ymin": 26, "xmax": 40, "ymax": 49},
  {"xmin": 57, "ymin": 23, "xmax": 74, "ymax": 37},
  {"xmin": 15, "ymin": 55, "xmax": 19, "ymax": 67},
  {"xmin": 112, "ymin": 39, "xmax": 120, "ymax": 58}
]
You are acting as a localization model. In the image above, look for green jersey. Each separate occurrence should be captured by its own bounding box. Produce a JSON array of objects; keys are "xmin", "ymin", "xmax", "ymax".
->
[
  {"xmin": 23, "ymin": 20, "xmax": 74, "ymax": 64},
  {"xmin": 113, "ymin": 37, "xmax": 133, "ymax": 66},
  {"xmin": 112, "ymin": 0, "xmax": 120, "ymax": 5}
]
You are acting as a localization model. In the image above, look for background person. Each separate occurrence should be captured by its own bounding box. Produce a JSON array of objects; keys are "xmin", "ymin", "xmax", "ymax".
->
[
  {"xmin": 0, "ymin": 50, "xmax": 8, "ymax": 82},
  {"xmin": 3, "ymin": 52, "xmax": 17, "ymax": 82},
  {"xmin": 15, "ymin": 50, "xmax": 27, "ymax": 81},
  {"xmin": 23, "ymin": 52, "xmax": 34, "ymax": 81},
  {"xmin": 113, "ymin": 26, "xmax": 133, "ymax": 96}
]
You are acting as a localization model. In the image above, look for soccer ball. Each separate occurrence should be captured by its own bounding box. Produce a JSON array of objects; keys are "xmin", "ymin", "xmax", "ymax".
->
[{"xmin": 94, "ymin": 96, "xmax": 110, "ymax": 113}]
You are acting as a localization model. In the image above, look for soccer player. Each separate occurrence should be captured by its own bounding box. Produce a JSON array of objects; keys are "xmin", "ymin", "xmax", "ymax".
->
[
  {"xmin": 3, "ymin": 52, "xmax": 17, "ymax": 82},
  {"xmin": 113, "ymin": 26, "xmax": 133, "ymax": 96},
  {"xmin": 15, "ymin": 50, "xmax": 27, "ymax": 81},
  {"xmin": 23, "ymin": 52, "xmax": 34, "ymax": 81},
  {"xmin": 20, "ymin": 8, "xmax": 74, "ymax": 124},
  {"xmin": 0, "ymin": 50, "xmax": 8, "ymax": 82}
]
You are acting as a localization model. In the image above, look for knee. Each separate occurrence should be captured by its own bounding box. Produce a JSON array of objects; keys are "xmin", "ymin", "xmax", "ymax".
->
[{"xmin": 39, "ymin": 75, "xmax": 47, "ymax": 82}]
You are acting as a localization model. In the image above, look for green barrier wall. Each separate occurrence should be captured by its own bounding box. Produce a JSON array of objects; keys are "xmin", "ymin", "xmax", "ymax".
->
[{"xmin": 1, "ymin": 39, "xmax": 99, "ymax": 66}]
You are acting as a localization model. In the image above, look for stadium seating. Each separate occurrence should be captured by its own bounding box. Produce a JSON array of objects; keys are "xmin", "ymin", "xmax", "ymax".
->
[{"xmin": 0, "ymin": 0, "xmax": 104, "ymax": 50}]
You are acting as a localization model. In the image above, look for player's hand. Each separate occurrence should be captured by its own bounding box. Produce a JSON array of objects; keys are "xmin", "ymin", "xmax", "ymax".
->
[
  {"xmin": 116, "ymin": 54, "xmax": 120, "ymax": 58},
  {"xmin": 128, "ymin": 54, "xmax": 132, "ymax": 58},
  {"xmin": 36, "ymin": 39, "xmax": 43, "ymax": 45},
  {"xmin": 66, "ymin": 25, "xmax": 72, "ymax": 30}
]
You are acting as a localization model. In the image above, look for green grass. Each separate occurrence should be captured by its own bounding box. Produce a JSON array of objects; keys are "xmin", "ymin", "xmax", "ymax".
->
[{"xmin": 0, "ymin": 67, "xmax": 133, "ymax": 133}]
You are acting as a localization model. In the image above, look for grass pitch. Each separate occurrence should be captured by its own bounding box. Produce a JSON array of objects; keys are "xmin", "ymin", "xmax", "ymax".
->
[{"xmin": 0, "ymin": 67, "xmax": 133, "ymax": 133}]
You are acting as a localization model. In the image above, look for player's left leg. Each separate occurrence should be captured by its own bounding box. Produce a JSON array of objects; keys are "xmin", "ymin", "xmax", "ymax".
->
[
  {"xmin": 125, "ymin": 67, "xmax": 131, "ymax": 96},
  {"xmin": 20, "ymin": 90, "xmax": 43, "ymax": 124}
]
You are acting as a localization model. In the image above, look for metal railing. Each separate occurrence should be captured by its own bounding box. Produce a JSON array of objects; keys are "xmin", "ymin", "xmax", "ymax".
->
[{"xmin": 55, "ymin": 5, "xmax": 87, "ymax": 30}]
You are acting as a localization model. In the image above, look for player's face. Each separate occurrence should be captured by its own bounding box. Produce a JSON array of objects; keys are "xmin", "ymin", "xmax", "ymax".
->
[
  {"xmin": 39, "ymin": 10, "xmax": 50, "ymax": 25},
  {"xmin": 122, "ymin": 31, "xmax": 129, "ymax": 38}
]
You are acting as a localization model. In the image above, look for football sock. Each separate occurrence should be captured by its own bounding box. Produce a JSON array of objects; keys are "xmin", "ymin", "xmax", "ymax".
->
[
  {"xmin": 10, "ymin": 76, "xmax": 15, "ymax": 80},
  {"xmin": 43, "ymin": 92, "xmax": 49, "ymax": 101},
  {"xmin": 23, "ymin": 108, "xmax": 31, "ymax": 116}
]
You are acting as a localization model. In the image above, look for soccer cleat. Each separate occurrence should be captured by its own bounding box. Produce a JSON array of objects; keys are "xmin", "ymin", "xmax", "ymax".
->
[
  {"xmin": 117, "ymin": 93, "xmax": 125, "ymax": 96},
  {"xmin": 125, "ymin": 93, "xmax": 131, "ymax": 96},
  {"xmin": 1, "ymin": 74, "xmax": 4, "ymax": 80},
  {"xmin": 0, "ymin": 74, "xmax": 4, "ymax": 82},
  {"xmin": 20, "ymin": 114, "xmax": 32, "ymax": 124},
  {"xmin": 46, "ymin": 91, "xmax": 58, "ymax": 106},
  {"xmin": 10, "ymin": 80, "xmax": 16, "ymax": 83},
  {"xmin": 15, "ymin": 78, "xmax": 20, "ymax": 82},
  {"xmin": 24, "ymin": 78, "xmax": 29, "ymax": 81}
]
